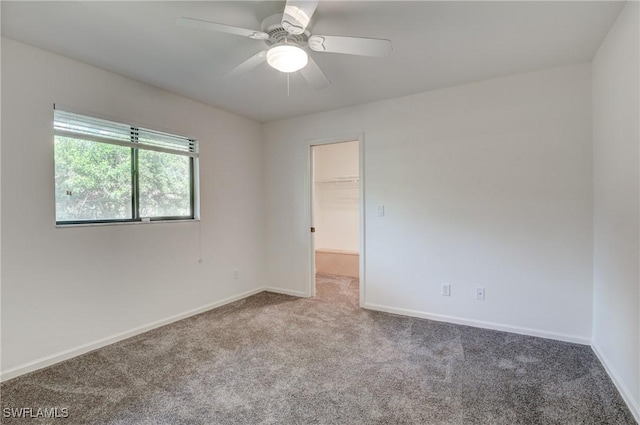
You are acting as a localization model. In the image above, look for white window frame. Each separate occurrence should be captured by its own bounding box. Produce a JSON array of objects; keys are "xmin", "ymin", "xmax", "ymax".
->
[{"xmin": 53, "ymin": 106, "xmax": 200, "ymax": 225}]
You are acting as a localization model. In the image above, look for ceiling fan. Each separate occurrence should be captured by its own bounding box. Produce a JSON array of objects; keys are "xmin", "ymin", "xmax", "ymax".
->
[{"xmin": 176, "ymin": 0, "xmax": 392, "ymax": 89}]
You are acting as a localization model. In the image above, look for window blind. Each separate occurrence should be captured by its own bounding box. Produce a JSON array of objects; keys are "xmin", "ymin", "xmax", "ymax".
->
[{"xmin": 54, "ymin": 109, "xmax": 198, "ymax": 157}]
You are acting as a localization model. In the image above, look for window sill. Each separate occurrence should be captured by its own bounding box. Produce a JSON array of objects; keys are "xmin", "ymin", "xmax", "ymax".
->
[{"xmin": 55, "ymin": 219, "xmax": 200, "ymax": 228}]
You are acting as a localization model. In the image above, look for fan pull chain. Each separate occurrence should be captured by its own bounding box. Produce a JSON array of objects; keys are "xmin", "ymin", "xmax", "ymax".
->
[{"xmin": 287, "ymin": 73, "xmax": 290, "ymax": 97}]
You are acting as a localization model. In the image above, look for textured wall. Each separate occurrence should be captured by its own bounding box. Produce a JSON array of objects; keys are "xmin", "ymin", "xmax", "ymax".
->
[
  {"xmin": 592, "ymin": 2, "xmax": 640, "ymax": 419},
  {"xmin": 1, "ymin": 38, "xmax": 265, "ymax": 376},
  {"xmin": 264, "ymin": 63, "xmax": 593, "ymax": 343}
]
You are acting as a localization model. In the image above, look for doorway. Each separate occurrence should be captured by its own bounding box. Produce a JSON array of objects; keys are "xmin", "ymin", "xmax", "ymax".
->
[{"xmin": 310, "ymin": 139, "xmax": 363, "ymax": 306}]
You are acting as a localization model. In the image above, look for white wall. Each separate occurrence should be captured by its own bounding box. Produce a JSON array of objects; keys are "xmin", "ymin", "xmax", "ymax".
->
[
  {"xmin": 0, "ymin": 38, "xmax": 265, "ymax": 377},
  {"xmin": 264, "ymin": 63, "xmax": 594, "ymax": 343},
  {"xmin": 592, "ymin": 1, "xmax": 640, "ymax": 420},
  {"xmin": 313, "ymin": 141, "xmax": 359, "ymax": 252}
]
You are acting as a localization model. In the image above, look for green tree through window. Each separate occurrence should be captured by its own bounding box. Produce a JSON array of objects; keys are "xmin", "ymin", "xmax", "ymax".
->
[
  {"xmin": 138, "ymin": 149, "xmax": 191, "ymax": 218},
  {"xmin": 55, "ymin": 137, "xmax": 132, "ymax": 221}
]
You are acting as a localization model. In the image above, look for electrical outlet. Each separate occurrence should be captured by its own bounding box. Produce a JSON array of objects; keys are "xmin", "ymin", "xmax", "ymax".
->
[
  {"xmin": 442, "ymin": 284, "xmax": 451, "ymax": 296},
  {"xmin": 476, "ymin": 287, "xmax": 485, "ymax": 300},
  {"xmin": 233, "ymin": 269, "xmax": 239, "ymax": 280}
]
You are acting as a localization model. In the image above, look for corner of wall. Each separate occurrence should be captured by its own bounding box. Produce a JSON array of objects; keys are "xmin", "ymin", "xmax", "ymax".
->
[{"xmin": 591, "ymin": 342, "xmax": 640, "ymax": 423}]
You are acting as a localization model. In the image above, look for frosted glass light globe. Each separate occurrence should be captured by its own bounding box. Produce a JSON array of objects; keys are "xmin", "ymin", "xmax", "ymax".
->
[{"xmin": 267, "ymin": 45, "xmax": 308, "ymax": 73}]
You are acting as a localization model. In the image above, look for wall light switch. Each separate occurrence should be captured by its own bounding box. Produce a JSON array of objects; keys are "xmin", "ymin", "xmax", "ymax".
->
[
  {"xmin": 442, "ymin": 284, "xmax": 451, "ymax": 296},
  {"xmin": 377, "ymin": 204, "xmax": 385, "ymax": 217}
]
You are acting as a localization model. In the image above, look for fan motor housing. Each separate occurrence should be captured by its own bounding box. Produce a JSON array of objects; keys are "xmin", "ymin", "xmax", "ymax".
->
[{"xmin": 261, "ymin": 12, "xmax": 309, "ymax": 47}]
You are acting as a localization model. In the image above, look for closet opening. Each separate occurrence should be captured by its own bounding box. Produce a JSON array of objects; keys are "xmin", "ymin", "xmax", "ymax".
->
[{"xmin": 310, "ymin": 139, "xmax": 362, "ymax": 306}]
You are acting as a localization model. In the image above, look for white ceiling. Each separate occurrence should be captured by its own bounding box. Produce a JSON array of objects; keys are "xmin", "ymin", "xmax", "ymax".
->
[{"xmin": 1, "ymin": 1, "xmax": 624, "ymax": 122}]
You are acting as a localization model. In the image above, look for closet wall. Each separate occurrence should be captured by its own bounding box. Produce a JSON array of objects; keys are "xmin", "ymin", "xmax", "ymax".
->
[{"xmin": 313, "ymin": 141, "xmax": 359, "ymax": 277}]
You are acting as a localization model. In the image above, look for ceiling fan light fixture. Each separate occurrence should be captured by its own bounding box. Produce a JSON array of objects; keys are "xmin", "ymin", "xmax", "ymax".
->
[{"xmin": 267, "ymin": 44, "xmax": 308, "ymax": 73}]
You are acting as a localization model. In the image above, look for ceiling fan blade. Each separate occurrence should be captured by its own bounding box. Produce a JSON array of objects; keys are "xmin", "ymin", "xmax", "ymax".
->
[
  {"xmin": 299, "ymin": 55, "xmax": 330, "ymax": 90},
  {"xmin": 226, "ymin": 50, "xmax": 268, "ymax": 78},
  {"xmin": 308, "ymin": 35, "xmax": 392, "ymax": 57},
  {"xmin": 176, "ymin": 17, "xmax": 268, "ymax": 40},
  {"xmin": 282, "ymin": 0, "xmax": 318, "ymax": 35}
]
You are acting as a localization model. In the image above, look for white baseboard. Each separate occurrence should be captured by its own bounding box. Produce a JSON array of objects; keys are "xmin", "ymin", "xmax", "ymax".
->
[
  {"xmin": 591, "ymin": 343, "xmax": 640, "ymax": 423},
  {"xmin": 362, "ymin": 302, "xmax": 591, "ymax": 345},
  {"xmin": 0, "ymin": 287, "xmax": 266, "ymax": 382},
  {"xmin": 263, "ymin": 286, "xmax": 308, "ymax": 298}
]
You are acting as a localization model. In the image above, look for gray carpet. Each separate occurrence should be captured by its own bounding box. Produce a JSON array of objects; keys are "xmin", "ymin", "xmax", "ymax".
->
[{"xmin": 1, "ymin": 273, "xmax": 636, "ymax": 424}]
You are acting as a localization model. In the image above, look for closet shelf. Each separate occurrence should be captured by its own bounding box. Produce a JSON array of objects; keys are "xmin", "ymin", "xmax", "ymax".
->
[{"xmin": 316, "ymin": 175, "xmax": 359, "ymax": 184}]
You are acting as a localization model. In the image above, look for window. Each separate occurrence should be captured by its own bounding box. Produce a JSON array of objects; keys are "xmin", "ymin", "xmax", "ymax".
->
[{"xmin": 54, "ymin": 108, "xmax": 198, "ymax": 224}]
